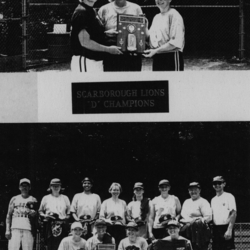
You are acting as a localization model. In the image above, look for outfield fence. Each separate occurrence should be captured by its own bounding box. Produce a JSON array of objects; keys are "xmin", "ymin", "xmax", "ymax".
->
[{"xmin": 0, "ymin": 0, "xmax": 248, "ymax": 71}]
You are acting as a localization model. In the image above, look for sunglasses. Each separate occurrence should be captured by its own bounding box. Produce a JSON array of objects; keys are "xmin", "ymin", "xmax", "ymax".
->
[{"xmin": 213, "ymin": 182, "xmax": 223, "ymax": 185}]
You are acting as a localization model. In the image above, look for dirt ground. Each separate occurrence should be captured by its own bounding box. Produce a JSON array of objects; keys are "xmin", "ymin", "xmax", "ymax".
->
[{"xmin": 28, "ymin": 57, "xmax": 250, "ymax": 72}]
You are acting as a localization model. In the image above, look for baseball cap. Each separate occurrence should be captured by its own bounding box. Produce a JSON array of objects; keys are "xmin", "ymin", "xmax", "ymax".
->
[
  {"xmin": 50, "ymin": 178, "xmax": 61, "ymax": 185},
  {"xmin": 126, "ymin": 222, "xmax": 139, "ymax": 230},
  {"xmin": 71, "ymin": 222, "xmax": 83, "ymax": 230},
  {"xmin": 159, "ymin": 179, "xmax": 170, "ymax": 186},
  {"xmin": 166, "ymin": 220, "xmax": 180, "ymax": 228},
  {"xmin": 95, "ymin": 219, "xmax": 106, "ymax": 227},
  {"xmin": 19, "ymin": 178, "xmax": 31, "ymax": 185},
  {"xmin": 159, "ymin": 214, "xmax": 172, "ymax": 226},
  {"xmin": 82, "ymin": 177, "xmax": 93, "ymax": 184},
  {"xmin": 133, "ymin": 182, "xmax": 144, "ymax": 190},
  {"xmin": 212, "ymin": 176, "xmax": 225, "ymax": 183},
  {"xmin": 188, "ymin": 182, "xmax": 201, "ymax": 189}
]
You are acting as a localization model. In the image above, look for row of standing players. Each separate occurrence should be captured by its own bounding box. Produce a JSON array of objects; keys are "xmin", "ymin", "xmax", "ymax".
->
[
  {"xmin": 5, "ymin": 176, "xmax": 236, "ymax": 250},
  {"xmin": 70, "ymin": 0, "xmax": 185, "ymax": 72}
]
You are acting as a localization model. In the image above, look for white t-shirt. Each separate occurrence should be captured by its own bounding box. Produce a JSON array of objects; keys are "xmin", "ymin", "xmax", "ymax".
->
[
  {"xmin": 181, "ymin": 197, "xmax": 212, "ymax": 222},
  {"xmin": 70, "ymin": 193, "xmax": 101, "ymax": 219},
  {"xmin": 98, "ymin": 1, "xmax": 143, "ymax": 31},
  {"xmin": 10, "ymin": 194, "xmax": 37, "ymax": 231},
  {"xmin": 58, "ymin": 236, "xmax": 87, "ymax": 250},
  {"xmin": 86, "ymin": 234, "xmax": 115, "ymax": 250},
  {"xmin": 152, "ymin": 195, "xmax": 177, "ymax": 229},
  {"xmin": 211, "ymin": 191, "xmax": 237, "ymax": 225},
  {"xmin": 100, "ymin": 198, "xmax": 127, "ymax": 224},
  {"xmin": 149, "ymin": 8, "xmax": 185, "ymax": 52},
  {"xmin": 39, "ymin": 194, "xmax": 70, "ymax": 220},
  {"xmin": 118, "ymin": 237, "xmax": 148, "ymax": 250},
  {"xmin": 127, "ymin": 201, "xmax": 141, "ymax": 219}
]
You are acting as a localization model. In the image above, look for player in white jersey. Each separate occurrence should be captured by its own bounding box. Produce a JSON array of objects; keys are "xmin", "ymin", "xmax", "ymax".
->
[
  {"xmin": 144, "ymin": 0, "xmax": 185, "ymax": 71},
  {"xmin": 58, "ymin": 222, "xmax": 87, "ymax": 250},
  {"xmin": 180, "ymin": 182, "xmax": 212, "ymax": 250},
  {"xmin": 148, "ymin": 179, "xmax": 181, "ymax": 240},
  {"xmin": 211, "ymin": 176, "xmax": 237, "ymax": 250},
  {"xmin": 71, "ymin": 177, "xmax": 101, "ymax": 239},
  {"xmin": 5, "ymin": 178, "xmax": 37, "ymax": 250}
]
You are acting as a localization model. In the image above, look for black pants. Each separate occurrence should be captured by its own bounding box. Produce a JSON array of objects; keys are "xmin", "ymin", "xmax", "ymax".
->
[
  {"xmin": 103, "ymin": 53, "xmax": 142, "ymax": 72},
  {"xmin": 152, "ymin": 51, "xmax": 184, "ymax": 71},
  {"xmin": 212, "ymin": 225, "xmax": 235, "ymax": 250}
]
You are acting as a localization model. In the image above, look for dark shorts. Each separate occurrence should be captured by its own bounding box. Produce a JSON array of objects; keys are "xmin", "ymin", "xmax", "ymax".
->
[
  {"xmin": 152, "ymin": 51, "xmax": 184, "ymax": 71},
  {"xmin": 212, "ymin": 225, "xmax": 235, "ymax": 250}
]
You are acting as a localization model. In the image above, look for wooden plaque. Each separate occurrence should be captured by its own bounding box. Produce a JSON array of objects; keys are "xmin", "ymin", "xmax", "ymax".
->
[{"xmin": 117, "ymin": 14, "xmax": 146, "ymax": 53}]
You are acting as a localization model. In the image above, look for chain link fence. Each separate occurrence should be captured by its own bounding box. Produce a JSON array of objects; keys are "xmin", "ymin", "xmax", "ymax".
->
[
  {"xmin": 245, "ymin": 0, "xmax": 250, "ymax": 59},
  {"xmin": 0, "ymin": 0, "xmax": 23, "ymax": 71},
  {"xmin": 0, "ymin": 0, "xmax": 249, "ymax": 71}
]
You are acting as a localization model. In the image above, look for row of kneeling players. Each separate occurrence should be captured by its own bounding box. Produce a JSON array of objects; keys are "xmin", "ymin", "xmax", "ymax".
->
[
  {"xmin": 5, "ymin": 176, "xmax": 236, "ymax": 250},
  {"xmin": 70, "ymin": 0, "xmax": 185, "ymax": 72}
]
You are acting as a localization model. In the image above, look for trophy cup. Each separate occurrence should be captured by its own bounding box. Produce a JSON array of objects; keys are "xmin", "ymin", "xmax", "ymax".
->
[{"xmin": 117, "ymin": 14, "xmax": 146, "ymax": 53}]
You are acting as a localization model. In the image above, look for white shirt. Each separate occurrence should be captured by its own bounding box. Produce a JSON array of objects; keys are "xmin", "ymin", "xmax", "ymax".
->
[
  {"xmin": 100, "ymin": 198, "xmax": 127, "ymax": 224},
  {"xmin": 10, "ymin": 195, "xmax": 37, "ymax": 230},
  {"xmin": 70, "ymin": 193, "xmax": 101, "ymax": 219},
  {"xmin": 211, "ymin": 191, "xmax": 236, "ymax": 225},
  {"xmin": 127, "ymin": 200, "xmax": 141, "ymax": 218},
  {"xmin": 152, "ymin": 195, "xmax": 177, "ymax": 229},
  {"xmin": 181, "ymin": 197, "xmax": 212, "ymax": 222},
  {"xmin": 86, "ymin": 234, "xmax": 115, "ymax": 250},
  {"xmin": 149, "ymin": 8, "xmax": 185, "ymax": 52},
  {"xmin": 118, "ymin": 237, "xmax": 148, "ymax": 250},
  {"xmin": 98, "ymin": 1, "xmax": 143, "ymax": 31},
  {"xmin": 39, "ymin": 194, "xmax": 70, "ymax": 220},
  {"xmin": 58, "ymin": 236, "xmax": 87, "ymax": 250}
]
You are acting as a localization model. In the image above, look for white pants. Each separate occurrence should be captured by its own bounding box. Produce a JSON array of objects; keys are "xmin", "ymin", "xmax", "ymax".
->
[
  {"xmin": 8, "ymin": 229, "xmax": 34, "ymax": 250},
  {"xmin": 71, "ymin": 55, "xmax": 103, "ymax": 72}
]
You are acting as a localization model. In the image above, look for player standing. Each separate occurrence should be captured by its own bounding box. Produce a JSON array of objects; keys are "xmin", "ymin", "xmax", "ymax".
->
[
  {"xmin": 5, "ymin": 178, "xmax": 37, "ymax": 250},
  {"xmin": 211, "ymin": 176, "xmax": 237, "ymax": 250}
]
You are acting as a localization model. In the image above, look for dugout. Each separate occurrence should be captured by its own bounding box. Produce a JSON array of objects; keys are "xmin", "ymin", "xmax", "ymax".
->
[{"xmin": 0, "ymin": 123, "xmax": 249, "ymax": 227}]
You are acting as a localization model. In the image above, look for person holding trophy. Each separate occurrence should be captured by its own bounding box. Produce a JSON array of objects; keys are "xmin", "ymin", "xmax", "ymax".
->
[
  {"xmin": 143, "ymin": 0, "xmax": 185, "ymax": 71},
  {"xmin": 98, "ymin": 0, "xmax": 143, "ymax": 71},
  {"xmin": 70, "ymin": 0, "xmax": 122, "ymax": 72}
]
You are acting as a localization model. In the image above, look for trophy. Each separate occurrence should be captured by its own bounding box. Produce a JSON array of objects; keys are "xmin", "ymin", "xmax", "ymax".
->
[{"xmin": 117, "ymin": 14, "xmax": 146, "ymax": 53}]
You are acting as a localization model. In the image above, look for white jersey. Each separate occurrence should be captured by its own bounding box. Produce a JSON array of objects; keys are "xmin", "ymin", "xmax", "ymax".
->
[
  {"xmin": 211, "ymin": 191, "xmax": 236, "ymax": 225},
  {"xmin": 58, "ymin": 236, "xmax": 87, "ymax": 250},
  {"xmin": 181, "ymin": 197, "xmax": 212, "ymax": 222},
  {"xmin": 149, "ymin": 8, "xmax": 185, "ymax": 52},
  {"xmin": 98, "ymin": 1, "xmax": 143, "ymax": 31},
  {"xmin": 100, "ymin": 198, "xmax": 127, "ymax": 224},
  {"xmin": 39, "ymin": 194, "xmax": 70, "ymax": 220},
  {"xmin": 152, "ymin": 195, "xmax": 177, "ymax": 229},
  {"xmin": 10, "ymin": 195, "xmax": 37, "ymax": 231},
  {"xmin": 70, "ymin": 192, "xmax": 101, "ymax": 219},
  {"xmin": 118, "ymin": 237, "xmax": 148, "ymax": 250}
]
